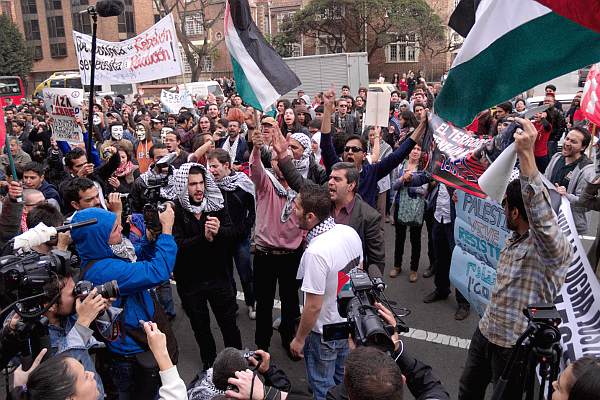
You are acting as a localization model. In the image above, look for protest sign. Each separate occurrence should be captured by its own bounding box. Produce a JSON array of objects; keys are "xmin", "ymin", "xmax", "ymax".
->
[
  {"xmin": 364, "ymin": 92, "xmax": 391, "ymax": 127},
  {"xmin": 451, "ymin": 189, "xmax": 600, "ymax": 364},
  {"xmin": 160, "ymin": 89, "xmax": 194, "ymax": 114},
  {"xmin": 42, "ymin": 88, "xmax": 84, "ymax": 145},
  {"xmin": 73, "ymin": 13, "xmax": 183, "ymax": 85},
  {"xmin": 423, "ymin": 114, "xmax": 488, "ymax": 197}
]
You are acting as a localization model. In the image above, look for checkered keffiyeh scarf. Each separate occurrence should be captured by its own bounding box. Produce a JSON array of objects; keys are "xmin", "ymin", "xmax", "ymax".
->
[
  {"xmin": 291, "ymin": 132, "xmax": 311, "ymax": 179},
  {"xmin": 216, "ymin": 171, "xmax": 255, "ymax": 197},
  {"xmin": 174, "ymin": 163, "xmax": 224, "ymax": 214},
  {"xmin": 305, "ymin": 216, "xmax": 336, "ymax": 245}
]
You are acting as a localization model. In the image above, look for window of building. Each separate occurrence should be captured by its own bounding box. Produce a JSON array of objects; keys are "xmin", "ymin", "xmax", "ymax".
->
[
  {"xmin": 72, "ymin": 12, "xmax": 92, "ymax": 34},
  {"xmin": 24, "ymin": 19, "xmax": 41, "ymax": 40},
  {"xmin": 318, "ymin": 5, "xmax": 344, "ymax": 20},
  {"xmin": 316, "ymin": 35, "xmax": 343, "ymax": 55},
  {"xmin": 118, "ymin": 11, "xmax": 136, "ymax": 36},
  {"xmin": 31, "ymin": 45, "xmax": 43, "ymax": 61},
  {"xmin": 386, "ymin": 34, "xmax": 418, "ymax": 63},
  {"xmin": 47, "ymin": 16, "xmax": 65, "ymax": 38},
  {"xmin": 286, "ymin": 43, "xmax": 302, "ymax": 57},
  {"xmin": 72, "ymin": 0, "xmax": 89, "ymax": 5},
  {"xmin": 21, "ymin": 0, "xmax": 37, "ymax": 14},
  {"xmin": 45, "ymin": 0, "xmax": 62, "ymax": 10},
  {"xmin": 276, "ymin": 11, "xmax": 294, "ymax": 32},
  {"xmin": 184, "ymin": 12, "xmax": 204, "ymax": 36},
  {"xmin": 50, "ymin": 42, "xmax": 67, "ymax": 58},
  {"xmin": 201, "ymin": 56, "xmax": 213, "ymax": 72},
  {"xmin": 179, "ymin": 46, "xmax": 213, "ymax": 73}
]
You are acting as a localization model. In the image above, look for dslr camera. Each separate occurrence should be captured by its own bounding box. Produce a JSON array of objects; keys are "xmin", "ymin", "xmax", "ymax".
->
[
  {"xmin": 73, "ymin": 280, "xmax": 119, "ymax": 300},
  {"xmin": 143, "ymin": 153, "xmax": 177, "ymax": 235}
]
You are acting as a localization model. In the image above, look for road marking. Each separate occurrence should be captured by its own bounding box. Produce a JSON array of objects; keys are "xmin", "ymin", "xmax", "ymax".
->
[{"xmin": 235, "ymin": 291, "xmax": 471, "ymax": 350}]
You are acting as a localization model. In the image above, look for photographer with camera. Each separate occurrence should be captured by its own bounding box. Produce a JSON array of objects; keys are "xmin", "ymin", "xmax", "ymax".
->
[
  {"xmin": 69, "ymin": 203, "xmax": 178, "ymax": 400},
  {"xmin": 188, "ymin": 348, "xmax": 290, "ymax": 400},
  {"xmin": 458, "ymin": 118, "xmax": 572, "ymax": 399},
  {"xmin": 129, "ymin": 143, "xmax": 174, "ymax": 213},
  {"xmin": 288, "ymin": 184, "xmax": 363, "ymax": 400},
  {"xmin": 326, "ymin": 303, "xmax": 449, "ymax": 400},
  {"xmin": 10, "ymin": 321, "xmax": 186, "ymax": 400}
]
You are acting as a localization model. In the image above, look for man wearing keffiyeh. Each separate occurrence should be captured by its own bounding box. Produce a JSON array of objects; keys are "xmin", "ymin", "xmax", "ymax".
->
[
  {"xmin": 171, "ymin": 162, "xmax": 243, "ymax": 371},
  {"xmin": 208, "ymin": 148, "xmax": 257, "ymax": 320}
]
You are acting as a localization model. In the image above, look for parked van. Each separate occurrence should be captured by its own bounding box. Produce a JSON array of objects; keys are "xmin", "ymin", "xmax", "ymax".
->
[
  {"xmin": 33, "ymin": 72, "xmax": 138, "ymax": 103},
  {"xmin": 170, "ymin": 81, "xmax": 224, "ymax": 100}
]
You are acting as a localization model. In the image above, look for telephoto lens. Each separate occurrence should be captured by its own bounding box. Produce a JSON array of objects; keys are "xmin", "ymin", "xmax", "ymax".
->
[{"xmin": 73, "ymin": 280, "xmax": 120, "ymax": 299}]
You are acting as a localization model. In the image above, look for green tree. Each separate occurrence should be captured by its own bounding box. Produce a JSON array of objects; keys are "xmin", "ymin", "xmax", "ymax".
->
[
  {"xmin": 280, "ymin": 0, "xmax": 445, "ymax": 61},
  {"xmin": 0, "ymin": 15, "xmax": 32, "ymax": 78}
]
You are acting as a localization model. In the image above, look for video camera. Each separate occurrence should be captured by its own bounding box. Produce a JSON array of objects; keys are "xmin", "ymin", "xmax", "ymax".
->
[
  {"xmin": 323, "ymin": 265, "xmax": 408, "ymax": 353},
  {"xmin": 143, "ymin": 153, "xmax": 177, "ymax": 235}
]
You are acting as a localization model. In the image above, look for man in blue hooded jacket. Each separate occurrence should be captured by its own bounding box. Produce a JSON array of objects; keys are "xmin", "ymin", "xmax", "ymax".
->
[{"xmin": 70, "ymin": 204, "xmax": 176, "ymax": 400}]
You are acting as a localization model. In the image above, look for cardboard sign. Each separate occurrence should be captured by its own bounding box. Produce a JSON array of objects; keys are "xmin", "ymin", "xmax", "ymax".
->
[{"xmin": 43, "ymin": 88, "xmax": 84, "ymax": 144}]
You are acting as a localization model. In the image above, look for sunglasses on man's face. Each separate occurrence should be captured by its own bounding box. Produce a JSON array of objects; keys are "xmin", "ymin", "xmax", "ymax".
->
[{"xmin": 344, "ymin": 146, "xmax": 363, "ymax": 153}]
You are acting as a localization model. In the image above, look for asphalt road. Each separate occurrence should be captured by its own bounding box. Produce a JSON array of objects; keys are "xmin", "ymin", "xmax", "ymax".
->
[{"xmin": 171, "ymin": 69, "xmax": 595, "ymax": 400}]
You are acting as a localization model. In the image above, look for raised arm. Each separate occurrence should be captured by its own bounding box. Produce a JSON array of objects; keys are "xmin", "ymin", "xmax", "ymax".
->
[
  {"xmin": 320, "ymin": 89, "xmax": 341, "ymax": 171},
  {"xmin": 272, "ymin": 125, "xmax": 309, "ymax": 192}
]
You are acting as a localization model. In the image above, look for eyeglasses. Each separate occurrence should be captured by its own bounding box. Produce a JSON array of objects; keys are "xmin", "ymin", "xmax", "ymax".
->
[
  {"xmin": 339, "ymin": 104, "xmax": 348, "ymax": 108},
  {"xmin": 344, "ymin": 146, "xmax": 363, "ymax": 153}
]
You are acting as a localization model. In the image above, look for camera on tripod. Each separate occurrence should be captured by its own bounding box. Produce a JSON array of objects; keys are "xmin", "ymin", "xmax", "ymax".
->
[
  {"xmin": 143, "ymin": 153, "xmax": 176, "ymax": 235},
  {"xmin": 323, "ymin": 265, "xmax": 408, "ymax": 353}
]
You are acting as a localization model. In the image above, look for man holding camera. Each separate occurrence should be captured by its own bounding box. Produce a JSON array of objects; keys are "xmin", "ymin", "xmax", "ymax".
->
[
  {"xmin": 458, "ymin": 118, "xmax": 572, "ymax": 399},
  {"xmin": 289, "ymin": 184, "xmax": 363, "ymax": 400},
  {"xmin": 70, "ymin": 203, "xmax": 177, "ymax": 400}
]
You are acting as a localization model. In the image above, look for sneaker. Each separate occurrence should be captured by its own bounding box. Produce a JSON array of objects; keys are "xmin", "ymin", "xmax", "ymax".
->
[
  {"xmin": 455, "ymin": 304, "xmax": 471, "ymax": 320},
  {"xmin": 423, "ymin": 290, "xmax": 449, "ymax": 303},
  {"xmin": 248, "ymin": 305, "xmax": 256, "ymax": 320},
  {"xmin": 423, "ymin": 267, "xmax": 435, "ymax": 278},
  {"xmin": 409, "ymin": 271, "xmax": 418, "ymax": 283},
  {"xmin": 389, "ymin": 267, "xmax": 401, "ymax": 278}
]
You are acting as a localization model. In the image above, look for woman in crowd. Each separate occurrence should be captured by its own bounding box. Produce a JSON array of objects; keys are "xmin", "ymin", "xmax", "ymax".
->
[
  {"xmin": 390, "ymin": 144, "xmax": 427, "ymax": 282},
  {"xmin": 533, "ymin": 110, "xmax": 552, "ymax": 173},
  {"xmin": 551, "ymin": 355, "xmax": 600, "ymax": 400},
  {"xmin": 198, "ymin": 116, "xmax": 216, "ymax": 136},
  {"xmin": 514, "ymin": 98, "xmax": 528, "ymax": 116},
  {"xmin": 108, "ymin": 146, "xmax": 140, "ymax": 195},
  {"xmin": 275, "ymin": 99, "xmax": 291, "ymax": 127},
  {"xmin": 566, "ymin": 95, "xmax": 586, "ymax": 128},
  {"xmin": 280, "ymin": 108, "xmax": 309, "ymax": 136}
]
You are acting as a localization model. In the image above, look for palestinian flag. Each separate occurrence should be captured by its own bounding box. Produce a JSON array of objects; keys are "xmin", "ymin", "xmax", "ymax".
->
[
  {"xmin": 224, "ymin": 0, "xmax": 301, "ymax": 111},
  {"xmin": 436, "ymin": 0, "xmax": 600, "ymax": 127}
]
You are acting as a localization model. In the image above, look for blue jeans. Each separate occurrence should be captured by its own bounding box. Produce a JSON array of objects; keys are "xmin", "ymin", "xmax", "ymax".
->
[
  {"xmin": 110, "ymin": 355, "xmax": 161, "ymax": 400},
  {"xmin": 157, "ymin": 280, "xmax": 176, "ymax": 317},
  {"xmin": 231, "ymin": 236, "xmax": 255, "ymax": 306},
  {"xmin": 304, "ymin": 331, "xmax": 349, "ymax": 400}
]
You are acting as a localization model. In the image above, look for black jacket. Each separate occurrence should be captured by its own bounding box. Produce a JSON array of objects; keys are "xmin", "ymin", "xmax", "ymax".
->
[
  {"xmin": 326, "ymin": 351, "xmax": 450, "ymax": 400},
  {"xmin": 172, "ymin": 201, "xmax": 240, "ymax": 292},
  {"xmin": 221, "ymin": 185, "xmax": 255, "ymax": 239}
]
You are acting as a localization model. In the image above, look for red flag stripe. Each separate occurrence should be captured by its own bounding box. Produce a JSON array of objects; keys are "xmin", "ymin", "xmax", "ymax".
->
[{"xmin": 535, "ymin": 0, "xmax": 600, "ymax": 34}]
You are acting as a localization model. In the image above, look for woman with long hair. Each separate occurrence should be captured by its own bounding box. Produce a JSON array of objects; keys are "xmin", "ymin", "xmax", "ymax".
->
[
  {"xmin": 566, "ymin": 95, "xmax": 585, "ymax": 128},
  {"xmin": 390, "ymin": 144, "xmax": 426, "ymax": 282},
  {"xmin": 109, "ymin": 146, "xmax": 140, "ymax": 194},
  {"xmin": 275, "ymin": 99, "xmax": 291, "ymax": 127},
  {"xmin": 280, "ymin": 107, "xmax": 309, "ymax": 136}
]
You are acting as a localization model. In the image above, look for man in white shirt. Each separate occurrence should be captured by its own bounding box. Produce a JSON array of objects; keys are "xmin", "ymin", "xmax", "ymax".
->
[{"xmin": 289, "ymin": 184, "xmax": 363, "ymax": 400}]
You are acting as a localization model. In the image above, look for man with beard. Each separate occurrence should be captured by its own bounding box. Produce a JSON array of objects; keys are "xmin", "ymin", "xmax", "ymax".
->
[
  {"xmin": 216, "ymin": 120, "xmax": 249, "ymax": 170},
  {"xmin": 289, "ymin": 184, "xmax": 362, "ymax": 400},
  {"xmin": 544, "ymin": 126, "xmax": 594, "ymax": 234},
  {"xmin": 208, "ymin": 149, "xmax": 256, "ymax": 320},
  {"xmin": 458, "ymin": 118, "xmax": 572, "ymax": 399},
  {"xmin": 70, "ymin": 203, "xmax": 177, "ymax": 400},
  {"xmin": 320, "ymin": 89, "xmax": 422, "ymax": 209},
  {"xmin": 172, "ymin": 163, "xmax": 242, "ymax": 371}
]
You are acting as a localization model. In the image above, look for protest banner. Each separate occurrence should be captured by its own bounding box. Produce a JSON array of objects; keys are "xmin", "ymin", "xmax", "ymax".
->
[
  {"xmin": 160, "ymin": 89, "xmax": 194, "ymax": 114},
  {"xmin": 42, "ymin": 88, "xmax": 84, "ymax": 145},
  {"xmin": 73, "ymin": 13, "xmax": 183, "ymax": 85},
  {"xmin": 423, "ymin": 114, "xmax": 489, "ymax": 197},
  {"xmin": 364, "ymin": 92, "xmax": 391, "ymax": 127},
  {"xmin": 451, "ymin": 189, "xmax": 600, "ymax": 364}
]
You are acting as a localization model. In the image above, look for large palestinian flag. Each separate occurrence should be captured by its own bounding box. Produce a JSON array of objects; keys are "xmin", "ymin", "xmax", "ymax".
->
[
  {"xmin": 224, "ymin": 0, "xmax": 301, "ymax": 111},
  {"xmin": 436, "ymin": 0, "xmax": 600, "ymax": 127}
]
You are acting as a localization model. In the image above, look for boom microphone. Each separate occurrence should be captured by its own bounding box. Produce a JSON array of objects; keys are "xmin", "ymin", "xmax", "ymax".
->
[{"xmin": 95, "ymin": 0, "xmax": 125, "ymax": 17}]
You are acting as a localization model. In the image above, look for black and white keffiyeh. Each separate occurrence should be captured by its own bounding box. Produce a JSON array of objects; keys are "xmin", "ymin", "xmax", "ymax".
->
[
  {"xmin": 187, "ymin": 368, "xmax": 225, "ymax": 400},
  {"xmin": 222, "ymin": 135, "xmax": 240, "ymax": 163},
  {"xmin": 305, "ymin": 216, "xmax": 336, "ymax": 245},
  {"xmin": 174, "ymin": 163, "xmax": 224, "ymax": 214},
  {"xmin": 216, "ymin": 171, "xmax": 255, "ymax": 197},
  {"xmin": 264, "ymin": 167, "xmax": 297, "ymax": 223},
  {"xmin": 290, "ymin": 132, "xmax": 311, "ymax": 179}
]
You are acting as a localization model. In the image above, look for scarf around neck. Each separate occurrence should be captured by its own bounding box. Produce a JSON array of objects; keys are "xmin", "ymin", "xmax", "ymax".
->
[
  {"xmin": 264, "ymin": 166, "xmax": 296, "ymax": 223},
  {"xmin": 305, "ymin": 216, "xmax": 336, "ymax": 245},
  {"xmin": 174, "ymin": 163, "xmax": 224, "ymax": 214},
  {"xmin": 291, "ymin": 132, "xmax": 311, "ymax": 179},
  {"xmin": 222, "ymin": 135, "xmax": 240, "ymax": 163},
  {"xmin": 216, "ymin": 171, "xmax": 255, "ymax": 197}
]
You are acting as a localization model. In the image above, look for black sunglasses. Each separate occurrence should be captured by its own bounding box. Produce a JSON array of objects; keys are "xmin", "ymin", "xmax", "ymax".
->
[{"xmin": 344, "ymin": 146, "xmax": 363, "ymax": 153}]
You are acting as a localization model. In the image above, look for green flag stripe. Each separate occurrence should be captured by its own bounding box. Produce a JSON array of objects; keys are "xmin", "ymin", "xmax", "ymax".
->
[
  {"xmin": 231, "ymin": 56, "xmax": 263, "ymax": 111},
  {"xmin": 435, "ymin": 12, "xmax": 600, "ymax": 126}
]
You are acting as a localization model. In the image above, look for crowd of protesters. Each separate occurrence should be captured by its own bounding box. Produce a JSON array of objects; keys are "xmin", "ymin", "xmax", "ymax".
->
[{"xmin": 0, "ymin": 73, "xmax": 599, "ymax": 400}]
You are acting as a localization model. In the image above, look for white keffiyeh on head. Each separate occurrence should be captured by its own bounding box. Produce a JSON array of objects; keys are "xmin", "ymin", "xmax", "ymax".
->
[
  {"xmin": 174, "ymin": 163, "xmax": 224, "ymax": 214},
  {"xmin": 290, "ymin": 132, "xmax": 311, "ymax": 179}
]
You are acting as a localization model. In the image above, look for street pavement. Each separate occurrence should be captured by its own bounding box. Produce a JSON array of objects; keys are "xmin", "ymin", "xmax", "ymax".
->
[{"xmin": 170, "ymin": 70, "xmax": 596, "ymax": 399}]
